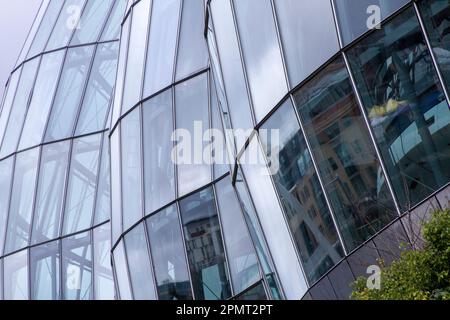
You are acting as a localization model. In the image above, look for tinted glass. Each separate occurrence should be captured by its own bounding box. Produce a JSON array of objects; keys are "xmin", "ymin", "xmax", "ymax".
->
[
  {"xmin": 146, "ymin": 205, "xmax": 192, "ymax": 300},
  {"xmin": 261, "ymin": 100, "xmax": 344, "ymax": 282},
  {"xmin": 93, "ymin": 135, "xmax": 111, "ymax": 225},
  {"xmin": 235, "ymin": 282, "xmax": 267, "ymax": 300},
  {"xmin": 101, "ymin": 0, "xmax": 128, "ymax": 41},
  {"xmin": 3, "ymin": 250, "xmax": 28, "ymax": 300},
  {"xmin": 179, "ymin": 187, "xmax": 232, "ymax": 300},
  {"xmin": 113, "ymin": 240, "xmax": 132, "ymax": 300},
  {"xmin": 93, "ymin": 223, "xmax": 114, "ymax": 299},
  {"xmin": 30, "ymin": 241, "xmax": 60, "ymax": 300},
  {"xmin": 346, "ymin": 7, "xmax": 450, "ymax": 210},
  {"xmin": 295, "ymin": 58, "xmax": 397, "ymax": 251},
  {"xmin": 0, "ymin": 157, "xmax": 14, "ymax": 257}
]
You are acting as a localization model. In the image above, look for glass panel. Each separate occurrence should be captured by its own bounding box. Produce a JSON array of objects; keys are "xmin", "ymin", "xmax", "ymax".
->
[
  {"xmin": 70, "ymin": 0, "xmax": 114, "ymax": 45},
  {"xmin": 143, "ymin": 90, "xmax": 175, "ymax": 214},
  {"xmin": 0, "ymin": 258, "xmax": 2, "ymax": 300},
  {"xmin": 175, "ymin": 74, "xmax": 211, "ymax": 196},
  {"xmin": 274, "ymin": 0, "xmax": 339, "ymax": 87},
  {"xmin": 31, "ymin": 141, "xmax": 71, "ymax": 244},
  {"xmin": 45, "ymin": 0, "xmax": 87, "ymax": 51},
  {"xmin": 19, "ymin": 51, "xmax": 65, "ymax": 151},
  {"xmin": 121, "ymin": 108, "xmax": 143, "ymax": 230},
  {"xmin": 0, "ymin": 58, "xmax": 40, "ymax": 158},
  {"xmin": 418, "ymin": 0, "xmax": 450, "ymax": 92},
  {"xmin": 0, "ymin": 68, "xmax": 21, "ymax": 145},
  {"xmin": 143, "ymin": 0, "xmax": 180, "ymax": 97},
  {"xmin": 295, "ymin": 58, "xmax": 397, "ymax": 251},
  {"xmin": 27, "ymin": 0, "xmax": 64, "ymax": 58},
  {"xmin": 121, "ymin": 0, "xmax": 151, "ymax": 115},
  {"xmin": 110, "ymin": 130, "xmax": 122, "ymax": 242},
  {"xmin": 62, "ymin": 231, "xmax": 92, "ymax": 300},
  {"xmin": 346, "ymin": 7, "xmax": 450, "ymax": 210},
  {"xmin": 3, "ymin": 250, "xmax": 28, "ymax": 300},
  {"xmin": 113, "ymin": 240, "xmax": 132, "ymax": 300},
  {"xmin": 45, "ymin": 45, "xmax": 95, "ymax": 142},
  {"xmin": 175, "ymin": 0, "xmax": 208, "ymax": 80},
  {"xmin": 179, "ymin": 187, "xmax": 232, "ymax": 300},
  {"xmin": 76, "ymin": 42, "xmax": 119, "ymax": 135},
  {"xmin": 30, "ymin": 241, "xmax": 60, "ymax": 300},
  {"xmin": 211, "ymin": 76, "xmax": 229, "ymax": 179},
  {"xmin": 0, "ymin": 157, "xmax": 14, "ymax": 257},
  {"xmin": 235, "ymin": 282, "xmax": 267, "ymax": 300},
  {"xmin": 260, "ymin": 100, "xmax": 344, "ymax": 283},
  {"xmin": 93, "ymin": 223, "xmax": 114, "ymax": 300},
  {"xmin": 240, "ymin": 138, "xmax": 308, "ymax": 299},
  {"xmin": 333, "ymin": 0, "xmax": 409, "ymax": 45},
  {"xmin": 94, "ymin": 135, "xmax": 111, "ymax": 225},
  {"xmin": 210, "ymin": 0, "xmax": 254, "ymax": 146},
  {"xmin": 63, "ymin": 134, "xmax": 101, "ymax": 235},
  {"xmin": 124, "ymin": 223, "xmax": 156, "ymax": 300},
  {"xmin": 101, "ymin": 0, "xmax": 128, "ymax": 41},
  {"xmin": 146, "ymin": 205, "xmax": 192, "ymax": 300},
  {"xmin": 5, "ymin": 148, "xmax": 40, "ymax": 254},
  {"xmin": 215, "ymin": 177, "xmax": 260, "ymax": 293},
  {"xmin": 233, "ymin": 0, "xmax": 288, "ymax": 122}
]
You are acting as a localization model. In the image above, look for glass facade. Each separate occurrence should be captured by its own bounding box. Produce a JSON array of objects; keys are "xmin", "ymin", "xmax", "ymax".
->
[{"xmin": 0, "ymin": 0, "xmax": 449, "ymax": 300}]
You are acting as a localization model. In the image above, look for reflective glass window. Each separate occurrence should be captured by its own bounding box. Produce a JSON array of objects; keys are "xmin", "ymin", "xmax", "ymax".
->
[
  {"xmin": 333, "ymin": 0, "xmax": 410, "ymax": 45},
  {"xmin": 260, "ymin": 100, "xmax": 344, "ymax": 283},
  {"xmin": 175, "ymin": 74, "xmax": 211, "ymax": 196},
  {"xmin": 175, "ymin": 0, "xmax": 208, "ymax": 80},
  {"xmin": 45, "ymin": 45, "xmax": 95, "ymax": 142},
  {"xmin": 30, "ymin": 241, "xmax": 60, "ymax": 300},
  {"xmin": 143, "ymin": 90, "xmax": 175, "ymax": 214},
  {"xmin": 346, "ymin": 7, "xmax": 450, "ymax": 210},
  {"xmin": 3, "ymin": 250, "xmax": 28, "ymax": 300},
  {"xmin": 70, "ymin": 0, "xmax": 114, "ymax": 45},
  {"xmin": 274, "ymin": 0, "xmax": 339, "ymax": 87},
  {"xmin": 0, "ymin": 68, "xmax": 21, "ymax": 145},
  {"xmin": 210, "ymin": 0, "xmax": 254, "ymax": 146},
  {"xmin": 233, "ymin": 0, "xmax": 288, "ymax": 122},
  {"xmin": 31, "ymin": 141, "xmax": 71, "ymax": 244},
  {"xmin": 121, "ymin": 0, "xmax": 151, "ymax": 115},
  {"xmin": 19, "ymin": 51, "xmax": 65, "ymax": 151},
  {"xmin": 62, "ymin": 231, "xmax": 92, "ymax": 300},
  {"xmin": 5, "ymin": 148, "xmax": 40, "ymax": 254},
  {"xmin": 27, "ymin": 0, "xmax": 64, "ymax": 58},
  {"xmin": 146, "ymin": 205, "xmax": 192, "ymax": 300},
  {"xmin": 94, "ymin": 135, "xmax": 111, "ymax": 225},
  {"xmin": 215, "ymin": 177, "xmax": 260, "ymax": 293},
  {"xmin": 0, "ymin": 58, "xmax": 40, "ymax": 158},
  {"xmin": 101, "ymin": 0, "xmax": 128, "ymax": 41},
  {"xmin": 76, "ymin": 42, "xmax": 119, "ymax": 135},
  {"xmin": 418, "ymin": 0, "xmax": 450, "ymax": 92},
  {"xmin": 121, "ymin": 108, "xmax": 143, "ymax": 230},
  {"xmin": 0, "ymin": 157, "xmax": 14, "ymax": 256},
  {"xmin": 110, "ymin": 130, "xmax": 122, "ymax": 242},
  {"xmin": 45, "ymin": 0, "xmax": 87, "ymax": 51},
  {"xmin": 124, "ymin": 224, "xmax": 157, "ymax": 300},
  {"xmin": 113, "ymin": 240, "xmax": 132, "ymax": 300},
  {"xmin": 295, "ymin": 58, "xmax": 397, "ymax": 251},
  {"xmin": 63, "ymin": 134, "xmax": 101, "ymax": 235},
  {"xmin": 179, "ymin": 187, "xmax": 232, "ymax": 300},
  {"xmin": 235, "ymin": 282, "xmax": 267, "ymax": 300},
  {"xmin": 93, "ymin": 223, "xmax": 114, "ymax": 300},
  {"xmin": 143, "ymin": 0, "xmax": 180, "ymax": 97}
]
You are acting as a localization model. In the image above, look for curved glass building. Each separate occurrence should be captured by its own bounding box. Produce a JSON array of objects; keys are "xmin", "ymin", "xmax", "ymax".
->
[{"xmin": 0, "ymin": 0, "xmax": 449, "ymax": 300}]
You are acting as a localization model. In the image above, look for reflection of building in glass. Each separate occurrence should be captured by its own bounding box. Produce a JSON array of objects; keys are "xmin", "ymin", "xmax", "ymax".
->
[{"xmin": 0, "ymin": 0, "xmax": 449, "ymax": 300}]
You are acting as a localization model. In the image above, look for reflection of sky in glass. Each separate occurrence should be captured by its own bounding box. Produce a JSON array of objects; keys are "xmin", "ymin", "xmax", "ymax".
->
[{"xmin": 0, "ymin": 0, "xmax": 41, "ymax": 99}]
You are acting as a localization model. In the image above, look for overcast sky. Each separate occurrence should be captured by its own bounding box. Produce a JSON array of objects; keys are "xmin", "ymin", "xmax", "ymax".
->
[{"xmin": 0, "ymin": 0, "xmax": 42, "ymax": 99}]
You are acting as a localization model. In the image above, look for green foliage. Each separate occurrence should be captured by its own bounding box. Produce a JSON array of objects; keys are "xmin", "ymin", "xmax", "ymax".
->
[{"xmin": 351, "ymin": 209, "xmax": 450, "ymax": 300}]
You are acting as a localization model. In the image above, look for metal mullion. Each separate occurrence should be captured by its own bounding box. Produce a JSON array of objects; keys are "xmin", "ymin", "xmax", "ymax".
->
[
  {"xmin": 234, "ymin": 164, "xmax": 286, "ymax": 300},
  {"xmin": 172, "ymin": 201, "xmax": 195, "ymax": 300},
  {"xmin": 413, "ymin": 2, "xmax": 450, "ymax": 105},
  {"xmin": 89, "ymin": 229, "xmax": 94, "ymax": 300},
  {"xmin": 330, "ymin": 0, "xmax": 344, "ymax": 49},
  {"xmin": 229, "ymin": 0, "xmax": 257, "ymax": 127},
  {"xmin": 172, "ymin": 0, "xmax": 185, "ymax": 84},
  {"xmin": 269, "ymin": 0, "xmax": 291, "ymax": 92},
  {"xmin": 289, "ymin": 95, "xmax": 349, "ymax": 256},
  {"xmin": 211, "ymin": 184, "xmax": 235, "ymax": 297},
  {"xmin": 342, "ymin": 52, "xmax": 402, "ymax": 217}
]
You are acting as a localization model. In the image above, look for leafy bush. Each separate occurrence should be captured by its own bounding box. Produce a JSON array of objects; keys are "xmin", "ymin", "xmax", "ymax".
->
[{"xmin": 351, "ymin": 209, "xmax": 450, "ymax": 300}]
